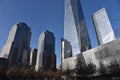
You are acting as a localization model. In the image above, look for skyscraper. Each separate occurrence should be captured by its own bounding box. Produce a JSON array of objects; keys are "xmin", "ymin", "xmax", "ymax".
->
[
  {"xmin": 1, "ymin": 22, "xmax": 32, "ymax": 65},
  {"xmin": 31, "ymin": 48, "xmax": 37, "ymax": 70},
  {"xmin": 64, "ymin": 0, "xmax": 91, "ymax": 54},
  {"xmin": 92, "ymin": 8, "xmax": 116, "ymax": 45},
  {"xmin": 35, "ymin": 30, "xmax": 56, "ymax": 71},
  {"xmin": 61, "ymin": 38, "xmax": 72, "ymax": 62}
]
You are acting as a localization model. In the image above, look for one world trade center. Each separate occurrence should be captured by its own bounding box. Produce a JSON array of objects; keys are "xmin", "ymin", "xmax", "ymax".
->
[{"xmin": 64, "ymin": 0, "xmax": 91, "ymax": 54}]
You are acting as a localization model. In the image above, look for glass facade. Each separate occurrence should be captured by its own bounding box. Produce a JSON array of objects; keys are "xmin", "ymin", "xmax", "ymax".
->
[
  {"xmin": 92, "ymin": 8, "xmax": 116, "ymax": 45},
  {"xmin": 1, "ymin": 22, "xmax": 32, "ymax": 65},
  {"xmin": 61, "ymin": 38, "xmax": 72, "ymax": 61},
  {"xmin": 64, "ymin": 0, "xmax": 80, "ymax": 55},
  {"xmin": 35, "ymin": 30, "xmax": 56, "ymax": 71},
  {"xmin": 64, "ymin": 0, "xmax": 91, "ymax": 54},
  {"xmin": 70, "ymin": 0, "xmax": 91, "ymax": 52}
]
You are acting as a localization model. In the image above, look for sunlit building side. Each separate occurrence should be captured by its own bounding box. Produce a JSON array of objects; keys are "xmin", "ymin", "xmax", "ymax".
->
[
  {"xmin": 64, "ymin": 0, "xmax": 80, "ymax": 55},
  {"xmin": 92, "ymin": 8, "xmax": 116, "ymax": 45}
]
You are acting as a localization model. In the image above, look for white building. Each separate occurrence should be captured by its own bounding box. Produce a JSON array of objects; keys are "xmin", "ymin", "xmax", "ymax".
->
[
  {"xmin": 62, "ymin": 39, "xmax": 120, "ymax": 71},
  {"xmin": 92, "ymin": 8, "xmax": 116, "ymax": 45}
]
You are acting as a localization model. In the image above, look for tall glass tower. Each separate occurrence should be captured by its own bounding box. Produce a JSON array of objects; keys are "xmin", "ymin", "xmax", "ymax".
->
[
  {"xmin": 92, "ymin": 8, "xmax": 116, "ymax": 45},
  {"xmin": 31, "ymin": 48, "xmax": 37, "ymax": 70},
  {"xmin": 64, "ymin": 0, "xmax": 91, "ymax": 53},
  {"xmin": 1, "ymin": 22, "xmax": 32, "ymax": 65},
  {"xmin": 35, "ymin": 30, "xmax": 56, "ymax": 71}
]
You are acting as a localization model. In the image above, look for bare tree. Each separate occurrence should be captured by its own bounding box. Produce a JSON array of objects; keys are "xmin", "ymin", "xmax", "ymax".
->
[
  {"xmin": 0, "ymin": 65, "xmax": 7, "ymax": 78},
  {"xmin": 98, "ymin": 62, "xmax": 107, "ymax": 75},
  {"xmin": 108, "ymin": 60, "xmax": 120, "ymax": 74},
  {"xmin": 87, "ymin": 62, "xmax": 96, "ymax": 76},
  {"xmin": 6, "ymin": 65, "xmax": 17, "ymax": 79},
  {"xmin": 76, "ymin": 60, "xmax": 88, "ymax": 76}
]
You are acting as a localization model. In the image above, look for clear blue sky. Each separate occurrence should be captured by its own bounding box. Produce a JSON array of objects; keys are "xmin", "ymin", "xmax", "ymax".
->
[{"xmin": 0, "ymin": 0, "xmax": 120, "ymax": 67}]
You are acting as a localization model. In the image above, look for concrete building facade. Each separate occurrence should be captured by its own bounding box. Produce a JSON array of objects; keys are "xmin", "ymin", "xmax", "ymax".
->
[{"xmin": 62, "ymin": 39, "xmax": 120, "ymax": 71}]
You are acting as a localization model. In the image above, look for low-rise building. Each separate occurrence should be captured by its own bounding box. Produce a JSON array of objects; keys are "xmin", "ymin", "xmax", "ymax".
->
[{"xmin": 62, "ymin": 38, "xmax": 120, "ymax": 71}]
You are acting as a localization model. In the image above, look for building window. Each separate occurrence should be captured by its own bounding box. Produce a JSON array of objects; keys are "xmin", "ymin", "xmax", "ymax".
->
[
  {"xmin": 116, "ymin": 50, "xmax": 120, "ymax": 55},
  {"xmin": 95, "ymin": 47, "xmax": 110, "ymax": 59}
]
